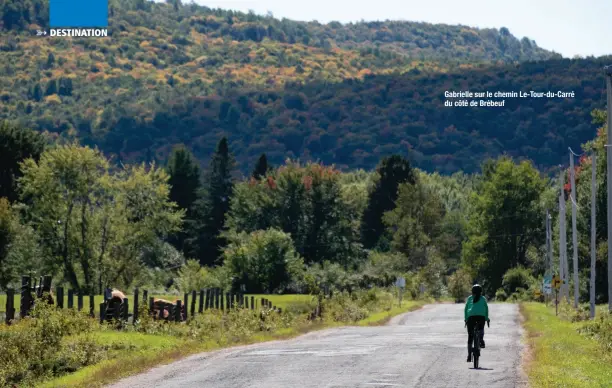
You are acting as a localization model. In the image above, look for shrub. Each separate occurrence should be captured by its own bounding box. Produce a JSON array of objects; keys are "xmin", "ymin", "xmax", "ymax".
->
[
  {"xmin": 0, "ymin": 298, "xmax": 103, "ymax": 386},
  {"xmin": 578, "ymin": 311, "xmax": 612, "ymax": 353},
  {"xmin": 224, "ymin": 229, "xmax": 304, "ymax": 293},
  {"xmin": 502, "ymin": 266, "xmax": 536, "ymax": 296},
  {"xmin": 495, "ymin": 288, "xmax": 507, "ymax": 301},
  {"xmin": 447, "ymin": 268, "xmax": 472, "ymax": 302}
]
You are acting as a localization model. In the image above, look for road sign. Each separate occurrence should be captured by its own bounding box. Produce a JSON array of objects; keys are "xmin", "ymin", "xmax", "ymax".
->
[
  {"xmin": 552, "ymin": 275, "xmax": 561, "ymax": 290},
  {"xmin": 543, "ymin": 275, "xmax": 552, "ymax": 295},
  {"xmin": 396, "ymin": 277, "xmax": 406, "ymax": 288}
]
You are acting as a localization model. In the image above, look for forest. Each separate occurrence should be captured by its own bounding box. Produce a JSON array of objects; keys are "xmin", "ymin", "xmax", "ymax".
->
[
  {"xmin": 1, "ymin": 111, "xmax": 610, "ymax": 304},
  {"xmin": 0, "ymin": 0, "xmax": 594, "ymax": 176}
]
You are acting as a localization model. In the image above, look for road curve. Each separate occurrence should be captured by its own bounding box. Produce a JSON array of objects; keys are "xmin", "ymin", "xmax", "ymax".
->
[{"xmin": 107, "ymin": 303, "xmax": 526, "ymax": 388}]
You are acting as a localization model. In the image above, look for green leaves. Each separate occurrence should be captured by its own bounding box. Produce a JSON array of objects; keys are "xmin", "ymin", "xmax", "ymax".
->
[
  {"xmin": 461, "ymin": 157, "xmax": 547, "ymax": 294},
  {"xmin": 18, "ymin": 144, "xmax": 183, "ymax": 292},
  {"xmin": 223, "ymin": 228, "xmax": 303, "ymax": 294}
]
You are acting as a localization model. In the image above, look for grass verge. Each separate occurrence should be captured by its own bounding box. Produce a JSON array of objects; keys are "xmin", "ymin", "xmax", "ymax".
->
[
  {"xmin": 40, "ymin": 297, "xmax": 428, "ymax": 387},
  {"xmin": 355, "ymin": 300, "xmax": 426, "ymax": 326},
  {"xmin": 520, "ymin": 302, "xmax": 612, "ymax": 388}
]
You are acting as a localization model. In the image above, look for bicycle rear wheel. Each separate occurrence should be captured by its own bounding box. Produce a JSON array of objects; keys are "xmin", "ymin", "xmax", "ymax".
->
[{"xmin": 473, "ymin": 328, "xmax": 480, "ymax": 369}]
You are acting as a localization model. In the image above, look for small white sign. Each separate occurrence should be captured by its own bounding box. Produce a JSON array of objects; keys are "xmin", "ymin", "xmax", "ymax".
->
[
  {"xmin": 396, "ymin": 277, "xmax": 406, "ymax": 288},
  {"xmin": 543, "ymin": 275, "xmax": 552, "ymax": 295}
]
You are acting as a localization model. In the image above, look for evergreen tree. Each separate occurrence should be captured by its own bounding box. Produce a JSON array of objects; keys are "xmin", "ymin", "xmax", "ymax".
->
[
  {"xmin": 0, "ymin": 121, "xmax": 46, "ymax": 202},
  {"xmin": 167, "ymin": 145, "xmax": 201, "ymax": 251},
  {"xmin": 360, "ymin": 155, "xmax": 415, "ymax": 249},
  {"xmin": 252, "ymin": 153, "xmax": 269, "ymax": 179},
  {"xmin": 186, "ymin": 137, "xmax": 235, "ymax": 266}
]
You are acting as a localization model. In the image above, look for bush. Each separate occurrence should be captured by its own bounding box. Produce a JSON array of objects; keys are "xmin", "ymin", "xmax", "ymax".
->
[
  {"xmin": 0, "ymin": 298, "xmax": 103, "ymax": 386},
  {"xmin": 447, "ymin": 268, "xmax": 472, "ymax": 302},
  {"xmin": 224, "ymin": 229, "xmax": 304, "ymax": 294},
  {"xmin": 502, "ymin": 266, "xmax": 536, "ymax": 295},
  {"xmin": 174, "ymin": 260, "xmax": 231, "ymax": 293},
  {"xmin": 417, "ymin": 248, "xmax": 447, "ymax": 299},
  {"xmin": 495, "ymin": 288, "xmax": 507, "ymax": 301},
  {"xmin": 578, "ymin": 311, "xmax": 612, "ymax": 353}
]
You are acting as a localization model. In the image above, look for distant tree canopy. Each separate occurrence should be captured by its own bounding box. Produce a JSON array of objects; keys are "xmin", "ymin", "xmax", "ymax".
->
[
  {"xmin": 0, "ymin": 0, "xmax": 579, "ymax": 178},
  {"xmin": 0, "ymin": 121, "xmax": 46, "ymax": 202}
]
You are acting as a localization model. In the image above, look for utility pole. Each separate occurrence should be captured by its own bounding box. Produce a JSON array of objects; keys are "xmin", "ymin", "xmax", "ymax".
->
[
  {"xmin": 559, "ymin": 170, "xmax": 568, "ymax": 301},
  {"xmin": 546, "ymin": 209, "xmax": 552, "ymax": 275},
  {"xmin": 606, "ymin": 65, "xmax": 612, "ymax": 312},
  {"xmin": 546, "ymin": 209, "xmax": 553, "ymax": 305},
  {"xmin": 591, "ymin": 152, "xmax": 596, "ymax": 319},
  {"xmin": 569, "ymin": 151, "xmax": 579, "ymax": 308}
]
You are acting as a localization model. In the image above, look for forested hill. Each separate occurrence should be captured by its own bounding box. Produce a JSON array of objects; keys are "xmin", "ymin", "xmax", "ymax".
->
[
  {"xmin": 100, "ymin": 56, "xmax": 607, "ymax": 174},
  {"xmin": 1, "ymin": 0, "xmax": 596, "ymax": 175}
]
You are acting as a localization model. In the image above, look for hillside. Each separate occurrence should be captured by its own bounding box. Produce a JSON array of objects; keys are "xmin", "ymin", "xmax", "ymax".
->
[
  {"xmin": 0, "ymin": 0, "xmax": 585, "ymax": 175},
  {"xmin": 103, "ymin": 56, "xmax": 608, "ymax": 174}
]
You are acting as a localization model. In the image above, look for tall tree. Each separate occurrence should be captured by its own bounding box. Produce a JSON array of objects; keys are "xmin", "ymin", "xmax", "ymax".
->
[
  {"xmin": 19, "ymin": 144, "xmax": 183, "ymax": 293},
  {"xmin": 0, "ymin": 121, "xmax": 45, "ymax": 202},
  {"xmin": 383, "ymin": 179, "xmax": 446, "ymax": 269},
  {"xmin": 252, "ymin": 153, "xmax": 270, "ymax": 180},
  {"xmin": 360, "ymin": 155, "xmax": 415, "ymax": 249},
  {"xmin": 166, "ymin": 145, "xmax": 201, "ymax": 251},
  {"xmin": 461, "ymin": 156, "xmax": 546, "ymax": 294},
  {"xmin": 186, "ymin": 137, "xmax": 236, "ymax": 266}
]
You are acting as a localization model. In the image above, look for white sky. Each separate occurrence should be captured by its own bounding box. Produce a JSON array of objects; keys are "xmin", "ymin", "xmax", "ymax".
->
[{"xmin": 192, "ymin": 0, "xmax": 611, "ymax": 58}]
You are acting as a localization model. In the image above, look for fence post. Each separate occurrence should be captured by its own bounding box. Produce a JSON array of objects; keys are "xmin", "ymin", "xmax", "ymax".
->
[
  {"xmin": 228, "ymin": 293, "xmax": 233, "ymax": 309},
  {"xmin": 123, "ymin": 298, "xmax": 129, "ymax": 321},
  {"xmin": 99, "ymin": 302, "xmax": 106, "ymax": 324},
  {"xmin": 214, "ymin": 289, "xmax": 220, "ymax": 309},
  {"xmin": 278, "ymin": 307, "xmax": 282, "ymax": 314},
  {"xmin": 56, "ymin": 286, "xmax": 64, "ymax": 308},
  {"xmin": 184, "ymin": 293, "xmax": 189, "ymax": 320},
  {"xmin": 142, "ymin": 290, "xmax": 148, "ymax": 308},
  {"xmin": 89, "ymin": 292, "xmax": 95, "ymax": 317},
  {"xmin": 191, "ymin": 290, "xmax": 196, "ymax": 317},
  {"xmin": 5, "ymin": 288, "xmax": 15, "ymax": 324},
  {"xmin": 199, "ymin": 290, "xmax": 204, "ymax": 314},
  {"xmin": 149, "ymin": 297, "xmax": 154, "ymax": 317},
  {"xmin": 20, "ymin": 275, "xmax": 31, "ymax": 318},
  {"xmin": 133, "ymin": 288, "xmax": 139, "ymax": 323},
  {"xmin": 77, "ymin": 292, "xmax": 83, "ymax": 311},
  {"xmin": 224, "ymin": 292, "xmax": 230, "ymax": 311},
  {"xmin": 239, "ymin": 293, "xmax": 244, "ymax": 308},
  {"xmin": 42, "ymin": 275, "xmax": 52, "ymax": 298},
  {"xmin": 251, "ymin": 296, "xmax": 255, "ymax": 310},
  {"xmin": 245, "ymin": 295, "xmax": 249, "ymax": 309},
  {"xmin": 175, "ymin": 300, "xmax": 182, "ymax": 322},
  {"xmin": 67, "ymin": 289, "xmax": 74, "ymax": 309}
]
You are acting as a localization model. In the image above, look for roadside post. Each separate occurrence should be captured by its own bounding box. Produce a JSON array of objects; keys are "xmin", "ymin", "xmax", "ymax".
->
[
  {"xmin": 395, "ymin": 277, "xmax": 405, "ymax": 307},
  {"xmin": 552, "ymin": 275, "xmax": 561, "ymax": 316}
]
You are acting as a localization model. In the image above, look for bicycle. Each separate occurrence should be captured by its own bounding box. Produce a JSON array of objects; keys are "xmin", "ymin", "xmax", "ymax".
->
[{"xmin": 467, "ymin": 319, "xmax": 489, "ymax": 369}]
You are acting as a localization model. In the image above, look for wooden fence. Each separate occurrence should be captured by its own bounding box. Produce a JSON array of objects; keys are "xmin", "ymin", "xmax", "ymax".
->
[{"xmin": 3, "ymin": 275, "xmax": 285, "ymax": 326}]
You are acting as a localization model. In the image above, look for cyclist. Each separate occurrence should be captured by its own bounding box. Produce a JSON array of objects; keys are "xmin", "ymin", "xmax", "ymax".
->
[{"xmin": 464, "ymin": 283, "xmax": 489, "ymax": 362}]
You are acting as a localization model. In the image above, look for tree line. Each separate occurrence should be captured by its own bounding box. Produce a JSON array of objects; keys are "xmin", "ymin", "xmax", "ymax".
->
[{"xmin": 3, "ymin": 118, "xmax": 594, "ymax": 304}]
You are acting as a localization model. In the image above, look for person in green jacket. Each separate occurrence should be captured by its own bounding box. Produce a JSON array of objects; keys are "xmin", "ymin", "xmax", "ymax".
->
[{"xmin": 464, "ymin": 284, "xmax": 490, "ymax": 362}]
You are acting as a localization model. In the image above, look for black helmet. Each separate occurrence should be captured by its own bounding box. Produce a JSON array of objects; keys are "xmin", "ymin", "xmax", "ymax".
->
[{"xmin": 472, "ymin": 284, "xmax": 482, "ymax": 294}]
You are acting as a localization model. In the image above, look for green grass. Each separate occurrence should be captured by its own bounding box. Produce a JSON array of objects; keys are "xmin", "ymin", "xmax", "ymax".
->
[
  {"xmin": 521, "ymin": 302, "xmax": 612, "ymax": 388},
  {"xmin": 355, "ymin": 300, "xmax": 425, "ymax": 326},
  {"xmin": 38, "ymin": 331, "xmax": 195, "ymax": 388},
  {"xmin": 246, "ymin": 294, "xmax": 315, "ymax": 309}
]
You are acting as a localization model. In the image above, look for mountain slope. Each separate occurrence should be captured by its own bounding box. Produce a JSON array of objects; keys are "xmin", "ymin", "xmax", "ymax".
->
[
  {"xmin": 0, "ymin": 0, "xmax": 580, "ymax": 175},
  {"xmin": 106, "ymin": 56, "xmax": 607, "ymax": 174}
]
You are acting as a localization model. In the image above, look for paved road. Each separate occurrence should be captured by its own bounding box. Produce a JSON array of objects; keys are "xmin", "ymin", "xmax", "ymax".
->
[{"xmin": 108, "ymin": 304, "xmax": 526, "ymax": 388}]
